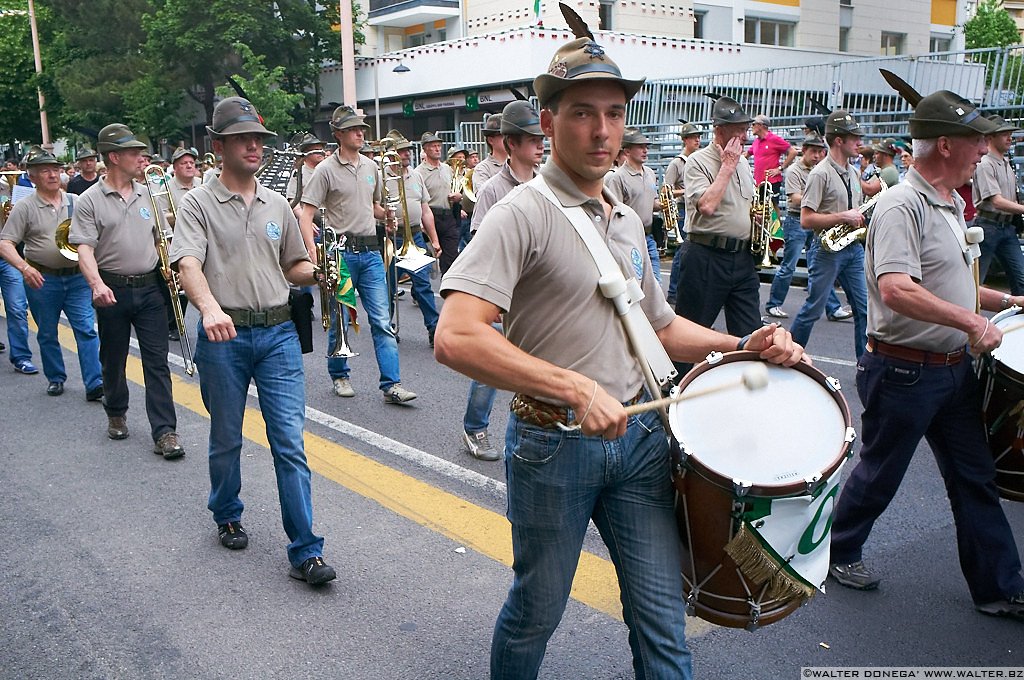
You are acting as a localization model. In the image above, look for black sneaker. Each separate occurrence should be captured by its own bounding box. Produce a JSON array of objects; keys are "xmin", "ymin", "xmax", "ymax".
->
[
  {"xmin": 86, "ymin": 385, "xmax": 104, "ymax": 402},
  {"xmin": 46, "ymin": 381, "xmax": 64, "ymax": 396},
  {"xmin": 218, "ymin": 522, "xmax": 249, "ymax": 550},
  {"xmin": 976, "ymin": 591, "xmax": 1024, "ymax": 621},
  {"xmin": 428, "ymin": 327, "xmax": 435, "ymax": 348},
  {"xmin": 289, "ymin": 556, "xmax": 336, "ymax": 585},
  {"xmin": 829, "ymin": 561, "xmax": 881, "ymax": 590}
]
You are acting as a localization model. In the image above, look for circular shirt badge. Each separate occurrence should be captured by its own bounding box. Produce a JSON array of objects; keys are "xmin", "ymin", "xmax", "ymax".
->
[
  {"xmin": 140, "ymin": 207, "xmax": 152, "ymax": 220},
  {"xmin": 631, "ymin": 248, "xmax": 644, "ymax": 280},
  {"xmin": 266, "ymin": 221, "xmax": 282, "ymax": 240}
]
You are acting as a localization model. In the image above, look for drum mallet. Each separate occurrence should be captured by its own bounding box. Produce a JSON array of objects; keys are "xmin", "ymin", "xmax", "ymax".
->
[
  {"xmin": 623, "ymin": 362, "xmax": 770, "ymax": 416},
  {"xmin": 966, "ymin": 226, "xmax": 984, "ymax": 313}
]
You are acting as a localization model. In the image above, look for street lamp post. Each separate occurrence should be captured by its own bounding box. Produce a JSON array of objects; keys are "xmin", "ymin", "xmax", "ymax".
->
[{"xmin": 373, "ymin": 59, "xmax": 411, "ymax": 138}]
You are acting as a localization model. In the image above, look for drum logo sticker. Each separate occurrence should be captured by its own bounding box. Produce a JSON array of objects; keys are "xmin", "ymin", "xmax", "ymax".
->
[
  {"xmin": 140, "ymin": 207, "xmax": 152, "ymax": 220},
  {"xmin": 265, "ymin": 221, "xmax": 281, "ymax": 240},
  {"xmin": 631, "ymin": 248, "xmax": 644, "ymax": 279}
]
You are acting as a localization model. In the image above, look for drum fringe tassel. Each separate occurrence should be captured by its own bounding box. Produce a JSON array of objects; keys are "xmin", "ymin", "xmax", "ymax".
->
[{"xmin": 724, "ymin": 523, "xmax": 817, "ymax": 601}]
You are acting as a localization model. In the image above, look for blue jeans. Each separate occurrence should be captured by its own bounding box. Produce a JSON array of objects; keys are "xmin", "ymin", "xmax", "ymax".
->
[
  {"xmin": 196, "ymin": 321, "xmax": 324, "ymax": 567},
  {"xmin": 766, "ymin": 215, "xmax": 841, "ymax": 314},
  {"xmin": 390, "ymin": 231, "xmax": 439, "ymax": 331},
  {"xmin": 646, "ymin": 234, "xmax": 661, "ymax": 287},
  {"xmin": 328, "ymin": 249, "xmax": 401, "ymax": 390},
  {"xmin": 463, "ymin": 323, "xmax": 502, "ymax": 433},
  {"xmin": 977, "ymin": 217, "xmax": 1024, "ymax": 295},
  {"xmin": 24, "ymin": 272, "xmax": 102, "ymax": 389},
  {"xmin": 790, "ymin": 240, "xmax": 868, "ymax": 358},
  {"xmin": 0, "ymin": 259, "xmax": 32, "ymax": 364},
  {"xmin": 492, "ymin": 408, "xmax": 692, "ymax": 680}
]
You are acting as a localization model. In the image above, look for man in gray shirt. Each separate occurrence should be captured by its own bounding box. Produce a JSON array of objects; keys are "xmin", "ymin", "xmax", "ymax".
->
[
  {"xmin": 606, "ymin": 127, "xmax": 661, "ymax": 284},
  {"xmin": 973, "ymin": 115, "xmax": 1024, "ymax": 294}
]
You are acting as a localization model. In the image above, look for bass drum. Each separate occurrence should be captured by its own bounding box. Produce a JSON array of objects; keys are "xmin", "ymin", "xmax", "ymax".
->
[
  {"xmin": 669, "ymin": 352, "xmax": 855, "ymax": 629},
  {"xmin": 980, "ymin": 307, "xmax": 1024, "ymax": 502}
]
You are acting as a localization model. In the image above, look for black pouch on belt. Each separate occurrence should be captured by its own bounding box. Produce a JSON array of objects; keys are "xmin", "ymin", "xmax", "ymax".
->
[{"xmin": 289, "ymin": 290, "xmax": 314, "ymax": 354}]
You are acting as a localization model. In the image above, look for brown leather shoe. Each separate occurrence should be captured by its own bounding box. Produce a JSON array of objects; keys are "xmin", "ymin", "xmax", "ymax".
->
[
  {"xmin": 107, "ymin": 416, "xmax": 129, "ymax": 440},
  {"xmin": 153, "ymin": 432, "xmax": 185, "ymax": 460}
]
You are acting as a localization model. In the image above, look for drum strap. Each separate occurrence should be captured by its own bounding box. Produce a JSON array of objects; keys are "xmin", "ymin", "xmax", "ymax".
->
[{"xmin": 528, "ymin": 175, "xmax": 677, "ymax": 405}]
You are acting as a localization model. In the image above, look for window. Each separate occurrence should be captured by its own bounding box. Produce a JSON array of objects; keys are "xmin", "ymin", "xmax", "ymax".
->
[
  {"xmin": 839, "ymin": 0, "xmax": 852, "ymax": 6},
  {"xmin": 930, "ymin": 35, "xmax": 952, "ymax": 52},
  {"xmin": 693, "ymin": 11, "xmax": 705, "ymax": 39},
  {"xmin": 839, "ymin": 27, "xmax": 849, "ymax": 52},
  {"xmin": 744, "ymin": 17, "xmax": 795, "ymax": 47},
  {"xmin": 881, "ymin": 31, "xmax": 904, "ymax": 55},
  {"xmin": 599, "ymin": 0, "xmax": 613, "ymax": 30}
]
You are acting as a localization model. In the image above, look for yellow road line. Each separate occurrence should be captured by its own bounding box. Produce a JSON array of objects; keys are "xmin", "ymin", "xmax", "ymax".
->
[{"xmin": 6, "ymin": 308, "xmax": 711, "ymax": 633}]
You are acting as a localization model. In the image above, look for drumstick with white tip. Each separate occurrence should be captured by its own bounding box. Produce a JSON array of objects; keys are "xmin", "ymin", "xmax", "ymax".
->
[
  {"xmin": 967, "ymin": 226, "xmax": 984, "ymax": 314},
  {"xmin": 623, "ymin": 362, "xmax": 770, "ymax": 416}
]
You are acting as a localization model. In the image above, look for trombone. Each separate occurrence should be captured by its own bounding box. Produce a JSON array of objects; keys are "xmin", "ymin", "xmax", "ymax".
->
[
  {"xmin": 749, "ymin": 180, "xmax": 775, "ymax": 270},
  {"xmin": 316, "ymin": 208, "xmax": 358, "ymax": 358},
  {"xmin": 143, "ymin": 163, "xmax": 196, "ymax": 375}
]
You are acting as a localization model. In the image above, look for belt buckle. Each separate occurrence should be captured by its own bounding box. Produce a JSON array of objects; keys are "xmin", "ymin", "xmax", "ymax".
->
[{"xmin": 252, "ymin": 311, "xmax": 267, "ymax": 326}]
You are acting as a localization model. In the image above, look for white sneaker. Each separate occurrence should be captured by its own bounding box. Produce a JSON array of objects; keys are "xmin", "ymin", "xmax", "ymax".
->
[
  {"xmin": 828, "ymin": 306, "xmax": 854, "ymax": 321},
  {"xmin": 333, "ymin": 378, "xmax": 355, "ymax": 397},
  {"xmin": 765, "ymin": 306, "xmax": 789, "ymax": 319},
  {"xmin": 461, "ymin": 430, "xmax": 501, "ymax": 461},
  {"xmin": 383, "ymin": 383, "xmax": 417, "ymax": 404}
]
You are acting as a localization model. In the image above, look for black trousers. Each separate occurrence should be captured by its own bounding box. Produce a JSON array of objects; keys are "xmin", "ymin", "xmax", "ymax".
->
[
  {"xmin": 831, "ymin": 352, "xmax": 1024, "ymax": 604},
  {"xmin": 431, "ymin": 207, "xmax": 460, "ymax": 275},
  {"xmin": 95, "ymin": 282, "xmax": 176, "ymax": 441},
  {"xmin": 673, "ymin": 240, "xmax": 762, "ymax": 374}
]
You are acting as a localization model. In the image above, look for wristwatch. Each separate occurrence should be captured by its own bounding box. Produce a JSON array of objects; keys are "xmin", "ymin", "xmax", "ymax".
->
[{"xmin": 1001, "ymin": 293, "xmax": 1013, "ymax": 310}]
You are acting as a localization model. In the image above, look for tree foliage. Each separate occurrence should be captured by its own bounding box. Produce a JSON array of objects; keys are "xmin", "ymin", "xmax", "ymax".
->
[
  {"xmin": 214, "ymin": 43, "xmax": 306, "ymax": 138},
  {"xmin": 0, "ymin": 2, "xmax": 44, "ymax": 148},
  {"xmin": 965, "ymin": 0, "xmax": 1020, "ymax": 49}
]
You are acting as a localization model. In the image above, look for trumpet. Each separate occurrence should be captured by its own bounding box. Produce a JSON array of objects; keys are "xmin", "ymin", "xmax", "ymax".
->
[
  {"xmin": 750, "ymin": 180, "xmax": 774, "ymax": 269},
  {"xmin": 143, "ymin": 163, "xmax": 195, "ymax": 375},
  {"xmin": 316, "ymin": 209, "xmax": 358, "ymax": 358},
  {"xmin": 819, "ymin": 174, "xmax": 888, "ymax": 253},
  {"xmin": 658, "ymin": 184, "xmax": 680, "ymax": 245}
]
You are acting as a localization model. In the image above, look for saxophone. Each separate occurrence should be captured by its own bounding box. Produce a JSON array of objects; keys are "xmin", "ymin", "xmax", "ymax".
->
[{"xmin": 819, "ymin": 173, "xmax": 888, "ymax": 253}]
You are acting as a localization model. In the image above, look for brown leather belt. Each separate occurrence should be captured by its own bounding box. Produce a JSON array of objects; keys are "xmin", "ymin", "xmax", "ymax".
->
[
  {"xmin": 511, "ymin": 388, "xmax": 646, "ymax": 430},
  {"xmin": 26, "ymin": 259, "xmax": 79, "ymax": 276},
  {"xmin": 866, "ymin": 337, "xmax": 966, "ymax": 366},
  {"xmin": 223, "ymin": 305, "xmax": 292, "ymax": 328}
]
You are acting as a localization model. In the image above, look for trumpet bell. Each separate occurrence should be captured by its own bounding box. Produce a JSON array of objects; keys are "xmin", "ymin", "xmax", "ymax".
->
[{"xmin": 55, "ymin": 218, "xmax": 79, "ymax": 262}]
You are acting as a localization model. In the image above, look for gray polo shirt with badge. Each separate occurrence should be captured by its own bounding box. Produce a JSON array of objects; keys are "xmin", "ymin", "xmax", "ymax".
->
[
  {"xmin": 1, "ymin": 190, "xmax": 76, "ymax": 269},
  {"xmin": 415, "ymin": 161, "xmax": 454, "ymax": 210},
  {"xmin": 69, "ymin": 179, "xmax": 160, "ymax": 275},
  {"xmin": 301, "ymin": 152, "xmax": 381, "ymax": 238},
  {"xmin": 866, "ymin": 168, "xmax": 975, "ymax": 353},
  {"xmin": 973, "ymin": 151, "xmax": 1016, "ymax": 214},
  {"xmin": 441, "ymin": 160, "xmax": 674, "ymax": 406},
  {"xmin": 386, "ymin": 167, "xmax": 426, "ymax": 233},
  {"xmin": 683, "ymin": 142, "xmax": 754, "ymax": 239},
  {"xmin": 606, "ymin": 164, "xmax": 658, "ymax": 230},
  {"xmin": 170, "ymin": 176, "xmax": 309, "ymax": 311}
]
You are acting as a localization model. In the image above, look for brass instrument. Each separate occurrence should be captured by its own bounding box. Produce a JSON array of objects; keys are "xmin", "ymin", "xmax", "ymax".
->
[
  {"xmin": 658, "ymin": 184, "xmax": 680, "ymax": 245},
  {"xmin": 201, "ymin": 153, "xmax": 218, "ymax": 184},
  {"xmin": 2, "ymin": 170, "xmax": 22, "ymax": 223},
  {"xmin": 750, "ymin": 180, "xmax": 774, "ymax": 269},
  {"xmin": 55, "ymin": 219, "xmax": 78, "ymax": 261},
  {"xmin": 316, "ymin": 208, "xmax": 358, "ymax": 358},
  {"xmin": 819, "ymin": 174, "xmax": 888, "ymax": 253},
  {"xmin": 448, "ymin": 157, "xmax": 476, "ymax": 203},
  {"xmin": 143, "ymin": 163, "xmax": 195, "ymax": 375}
]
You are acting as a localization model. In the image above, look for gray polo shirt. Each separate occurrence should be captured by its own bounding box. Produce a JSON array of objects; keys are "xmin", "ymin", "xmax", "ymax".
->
[
  {"xmin": 69, "ymin": 179, "xmax": 160, "ymax": 275},
  {"xmin": 973, "ymin": 151, "xmax": 1016, "ymax": 214},
  {"xmin": 286, "ymin": 163, "xmax": 316, "ymax": 202},
  {"xmin": 168, "ymin": 176, "xmax": 200, "ymax": 210},
  {"xmin": 386, "ymin": 166, "xmax": 426, "ymax": 233},
  {"xmin": 415, "ymin": 161, "xmax": 453, "ymax": 210},
  {"xmin": 301, "ymin": 152, "xmax": 381, "ymax": 237},
  {"xmin": 606, "ymin": 164, "xmax": 658, "ymax": 230},
  {"xmin": 802, "ymin": 156, "xmax": 863, "ymax": 217},
  {"xmin": 469, "ymin": 163, "xmax": 535, "ymax": 233},
  {"xmin": 441, "ymin": 160, "xmax": 674, "ymax": 405},
  {"xmin": 170, "ymin": 176, "xmax": 309, "ymax": 311},
  {"xmin": 784, "ymin": 160, "xmax": 815, "ymax": 213},
  {"xmin": 472, "ymin": 154, "xmax": 504, "ymax": 193},
  {"xmin": 683, "ymin": 143, "xmax": 754, "ymax": 239},
  {"xmin": 866, "ymin": 168, "xmax": 975, "ymax": 353},
  {"xmin": 1, "ymin": 190, "xmax": 76, "ymax": 269},
  {"xmin": 664, "ymin": 155, "xmax": 686, "ymax": 190}
]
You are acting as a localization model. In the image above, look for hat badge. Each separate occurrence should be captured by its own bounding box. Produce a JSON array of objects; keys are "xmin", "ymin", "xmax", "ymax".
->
[
  {"xmin": 955, "ymin": 107, "xmax": 965, "ymax": 115},
  {"xmin": 239, "ymin": 101, "xmax": 252, "ymax": 112},
  {"xmin": 549, "ymin": 60, "xmax": 568, "ymax": 77},
  {"xmin": 583, "ymin": 41, "xmax": 605, "ymax": 59}
]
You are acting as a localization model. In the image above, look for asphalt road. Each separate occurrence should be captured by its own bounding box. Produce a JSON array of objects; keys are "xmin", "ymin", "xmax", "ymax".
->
[{"xmin": 1, "ymin": 267, "xmax": 1022, "ymax": 680}]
